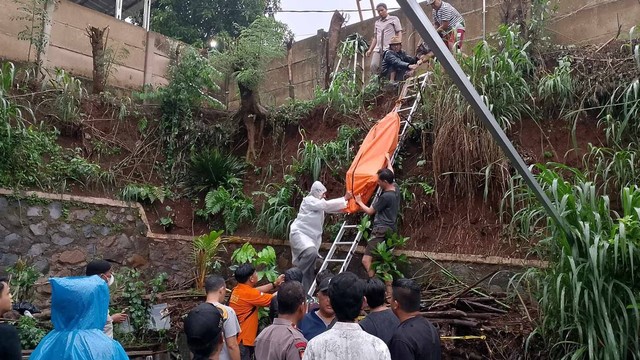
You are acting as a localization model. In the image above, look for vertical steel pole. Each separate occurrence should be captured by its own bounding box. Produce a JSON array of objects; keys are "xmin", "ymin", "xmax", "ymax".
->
[
  {"xmin": 396, "ymin": 0, "xmax": 571, "ymax": 237},
  {"xmin": 142, "ymin": 0, "xmax": 151, "ymax": 31},
  {"xmin": 115, "ymin": 0, "xmax": 123, "ymax": 20},
  {"xmin": 482, "ymin": 0, "xmax": 486, "ymax": 39}
]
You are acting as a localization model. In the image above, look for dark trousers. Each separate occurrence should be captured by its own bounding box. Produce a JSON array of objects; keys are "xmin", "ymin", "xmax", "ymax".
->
[{"xmin": 239, "ymin": 343, "xmax": 254, "ymax": 360}]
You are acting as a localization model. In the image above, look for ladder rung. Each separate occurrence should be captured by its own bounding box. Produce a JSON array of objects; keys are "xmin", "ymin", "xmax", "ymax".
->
[
  {"xmin": 342, "ymin": 225, "xmax": 359, "ymax": 229},
  {"xmin": 397, "ymin": 107, "xmax": 413, "ymax": 112},
  {"xmin": 326, "ymin": 258, "xmax": 347, "ymax": 263},
  {"xmin": 334, "ymin": 241, "xmax": 355, "ymax": 245}
]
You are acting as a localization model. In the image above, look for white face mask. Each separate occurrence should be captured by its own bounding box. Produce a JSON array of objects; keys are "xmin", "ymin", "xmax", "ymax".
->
[{"xmin": 107, "ymin": 274, "xmax": 115, "ymax": 286}]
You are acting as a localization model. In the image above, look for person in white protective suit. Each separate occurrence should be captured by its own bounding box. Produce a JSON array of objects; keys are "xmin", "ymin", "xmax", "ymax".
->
[{"xmin": 289, "ymin": 181, "xmax": 352, "ymax": 293}]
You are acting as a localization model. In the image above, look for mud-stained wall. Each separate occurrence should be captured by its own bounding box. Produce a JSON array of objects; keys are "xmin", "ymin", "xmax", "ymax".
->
[{"xmin": 0, "ymin": 0, "xmax": 175, "ymax": 89}]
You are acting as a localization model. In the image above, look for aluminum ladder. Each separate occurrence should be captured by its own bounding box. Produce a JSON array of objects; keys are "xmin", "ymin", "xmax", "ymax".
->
[{"xmin": 307, "ymin": 72, "xmax": 432, "ymax": 296}]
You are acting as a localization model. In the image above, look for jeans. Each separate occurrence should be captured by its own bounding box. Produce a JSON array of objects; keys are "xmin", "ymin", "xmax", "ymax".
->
[{"xmin": 239, "ymin": 343, "xmax": 254, "ymax": 360}]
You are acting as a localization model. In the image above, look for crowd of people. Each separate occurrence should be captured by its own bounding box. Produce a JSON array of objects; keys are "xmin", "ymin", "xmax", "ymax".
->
[{"xmin": 186, "ymin": 268, "xmax": 441, "ymax": 360}]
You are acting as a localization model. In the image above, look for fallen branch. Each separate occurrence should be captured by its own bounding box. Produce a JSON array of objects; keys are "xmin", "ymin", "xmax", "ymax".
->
[{"xmin": 460, "ymin": 300, "xmax": 508, "ymax": 314}]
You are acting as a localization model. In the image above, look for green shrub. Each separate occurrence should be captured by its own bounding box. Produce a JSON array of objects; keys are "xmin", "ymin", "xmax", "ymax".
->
[
  {"xmin": 268, "ymin": 99, "xmax": 316, "ymax": 142},
  {"xmin": 119, "ymin": 183, "xmax": 170, "ymax": 204},
  {"xmin": 506, "ymin": 163, "xmax": 640, "ymax": 359},
  {"xmin": 231, "ymin": 243, "xmax": 278, "ymax": 282},
  {"xmin": 7, "ymin": 258, "xmax": 39, "ymax": 302},
  {"xmin": 371, "ymin": 232, "xmax": 409, "ymax": 282},
  {"xmin": 254, "ymin": 175, "xmax": 299, "ymax": 239},
  {"xmin": 197, "ymin": 187, "xmax": 254, "ymax": 234},
  {"xmin": 184, "ymin": 148, "xmax": 246, "ymax": 195},
  {"xmin": 16, "ymin": 316, "xmax": 48, "ymax": 350}
]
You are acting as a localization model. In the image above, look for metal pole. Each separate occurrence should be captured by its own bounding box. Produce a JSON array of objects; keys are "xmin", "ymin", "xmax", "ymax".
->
[
  {"xmin": 355, "ymin": 0, "xmax": 364, "ymax": 22},
  {"xmin": 482, "ymin": 0, "xmax": 486, "ymax": 40},
  {"xmin": 115, "ymin": 0, "xmax": 123, "ymax": 19},
  {"xmin": 396, "ymin": 0, "xmax": 571, "ymax": 237},
  {"xmin": 142, "ymin": 0, "xmax": 151, "ymax": 31},
  {"xmin": 369, "ymin": 0, "xmax": 376, "ymax": 17}
]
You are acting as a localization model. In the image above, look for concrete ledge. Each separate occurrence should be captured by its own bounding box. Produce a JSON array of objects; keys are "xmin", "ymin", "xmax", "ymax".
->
[{"xmin": 0, "ymin": 188, "xmax": 546, "ymax": 268}]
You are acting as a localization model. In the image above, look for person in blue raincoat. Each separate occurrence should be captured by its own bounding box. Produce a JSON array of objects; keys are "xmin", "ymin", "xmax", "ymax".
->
[
  {"xmin": 289, "ymin": 181, "xmax": 351, "ymax": 293},
  {"xmin": 30, "ymin": 276, "xmax": 128, "ymax": 360}
]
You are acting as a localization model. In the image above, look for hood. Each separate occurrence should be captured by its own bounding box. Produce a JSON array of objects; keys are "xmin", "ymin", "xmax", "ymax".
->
[
  {"xmin": 50, "ymin": 276, "xmax": 109, "ymax": 331},
  {"xmin": 309, "ymin": 181, "xmax": 327, "ymax": 199}
]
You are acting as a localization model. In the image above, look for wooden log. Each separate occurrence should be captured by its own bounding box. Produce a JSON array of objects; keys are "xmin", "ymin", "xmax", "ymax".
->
[
  {"xmin": 461, "ymin": 312, "xmax": 499, "ymax": 320},
  {"xmin": 461, "ymin": 300, "xmax": 508, "ymax": 314},
  {"xmin": 421, "ymin": 310, "xmax": 468, "ymax": 318},
  {"xmin": 426, "ymin": 318, "xmax": 479, "ymax": 327}
]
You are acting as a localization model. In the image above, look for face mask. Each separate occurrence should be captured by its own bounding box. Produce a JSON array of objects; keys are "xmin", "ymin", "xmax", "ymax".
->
[{"xmin": 107, "ymin": 274, "xmax": 115, "ymax": 286}]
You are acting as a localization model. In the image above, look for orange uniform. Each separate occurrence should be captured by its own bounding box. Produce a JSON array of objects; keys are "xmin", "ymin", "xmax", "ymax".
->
[{"xmin": 228, "ymin": 283, "xmax": 274, "ymax": 346}]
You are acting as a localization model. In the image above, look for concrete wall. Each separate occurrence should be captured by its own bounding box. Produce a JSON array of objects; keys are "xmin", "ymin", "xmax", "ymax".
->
[
  {"xmin": 227, "ymin": 0, "xmax": 640, "ymax": 109},
  {"xmin": 0, "ymin": 0, "xmax": 174, "ymax": 89}
]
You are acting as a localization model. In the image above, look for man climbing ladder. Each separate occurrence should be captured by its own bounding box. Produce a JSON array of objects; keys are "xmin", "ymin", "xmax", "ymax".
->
[{"xmin": 355, "ymin": 153, "xmax": 401, "ymax": 278}]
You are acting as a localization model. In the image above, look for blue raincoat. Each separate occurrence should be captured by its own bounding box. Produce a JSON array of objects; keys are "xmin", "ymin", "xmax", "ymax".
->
[{"xmin": 30, "ymin": 276, "xmax": 128, "ymax": 360}]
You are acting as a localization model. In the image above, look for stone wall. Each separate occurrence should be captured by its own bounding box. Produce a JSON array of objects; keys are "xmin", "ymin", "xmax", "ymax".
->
[{"xmin": 0, "ymin": 189, "xmax": 544, "ymax": 304}]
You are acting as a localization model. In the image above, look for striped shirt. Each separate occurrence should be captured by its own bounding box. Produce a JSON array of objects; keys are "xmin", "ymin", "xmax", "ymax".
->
[{"xmin": 432, "ymin": 1, "xmax": 465, "ymax": 32}]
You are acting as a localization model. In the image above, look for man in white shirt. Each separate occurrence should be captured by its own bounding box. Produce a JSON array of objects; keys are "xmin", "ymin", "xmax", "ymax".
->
[
  {"xmin": 289, "ymin": 181, "xmax": 351, "ymax": 293},
  {"xmin": 303, "ymin": 272, "xmax": 391, "ymax": 360},
  {"xmin": 366, "ymin": 3, "xmax": 403, "ymax": 75},
  {"xmin": 205, "ymin": 275, "xmax": 241, "ymax": 360}
]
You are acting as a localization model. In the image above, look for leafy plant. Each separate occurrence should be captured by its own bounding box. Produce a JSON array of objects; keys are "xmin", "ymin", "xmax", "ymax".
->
[
  {"xmin": 231, "ymin": 243, "xmax": 279, "ymax": 282},
  {"xmin": 267, "ymin": 99, "xmax": 316, "ymax": 143},
  {"xmin": 198, "ymin": 187, "xmax": 254, "ymax": 234},
  {"xmin": 600, "ymin": 78, "xmax": 640, "ymax": 146},
  {"xmin": 253, "ymin": 175, "xmax": 298, "ymax": 239},
  {"xmin": 583, "ymin": 144, "xmax": 640, "ymax": 195},
  {"xmin": 357, "ymin": 215, "xmax": 372, "ymax": 240},
  {"xmin": 16, "ymin": 316, "xmax": 48, "ymax": 350},
  {"xmin": 118, "ymin": 268, "xmax": 168, "ymax": 337},
  {"xmin": 141, "ymin": 47, "xmax": 223, "ymax": 181},
  {"xmin": 158, "ymin": 206, "xmax": 175, "ymax": 231},
  {"xmin": 184, "ymin": 148, "xmax": 246, "ymax": 195},
  {"xmin": 12, "ymin": 0, "xmax": 55, "ymax": 77},
  {"xmin": 505, "ymin": 164, "xmax": 640, "ymax": 359},
  {"xmin": 47, "ymin": 69, "xmax": 86, "ymax": 126},
  {"xmin": 119, "ymin": 183, "xmax": 169, "ymax": 204},
  {"xmin": 193, "ymin": 230, "xmax": 224, "ymax": 289},
  {"xmin": 537, "ymin": 56, "xmax": 574, "ymax": 116},
  {"xmin": 371, "ymin": 232, "xmax": 409, "ymax": 282},
  {"xmin": 7, "ymin": 258, "xmax": 40, "ymax": 302}
]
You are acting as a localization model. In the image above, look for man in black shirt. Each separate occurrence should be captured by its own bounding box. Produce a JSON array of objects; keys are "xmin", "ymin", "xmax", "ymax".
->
[
  {"xmin": 355, "ymin": 153, "xmax": 401, "ymax": 278},
  {"xmin": 0, "ymin": 276, "xmax": 21, "ymax": 360},
  {"xmin": 389, "ymin": 278, "xmax": 441, "ymax": 360},
  {"xmin": 359, "ymin": 278, "xmax": 400, "ymax": 346},
  {"xmin": 380, "ymin": 36, "xmax": 423, "ymax": 82}
]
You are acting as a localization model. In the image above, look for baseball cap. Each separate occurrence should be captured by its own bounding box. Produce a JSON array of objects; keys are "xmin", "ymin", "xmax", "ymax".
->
[
  {"xmin": 317, "ymin": 274, "xmax": 334, "ymax": 293},
  {"xmin": 184, "ymin": 303, "xmax": 223, "ymax": 357}
]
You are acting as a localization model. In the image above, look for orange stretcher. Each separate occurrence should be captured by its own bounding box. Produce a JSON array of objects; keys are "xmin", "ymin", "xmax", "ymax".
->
[{"xmin": 345, "ymin": 111, "xmax": 400, "ymax": 213}]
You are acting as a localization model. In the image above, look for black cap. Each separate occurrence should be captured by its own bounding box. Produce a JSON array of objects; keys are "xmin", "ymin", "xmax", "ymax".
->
[
  {"xmin": 86, "ymin": 260, "xmax": 111, "ymax": 276},
  {"xmin": 284, "ymin": 267, "xmax": 303, "ymax": 283},
  {"xmin": 317, "ymin": 275, "xmax": 333, "ymax": 293},
  {"xmin": 184, "ymin": 303, "xmax": 223, "ymax": 357}
]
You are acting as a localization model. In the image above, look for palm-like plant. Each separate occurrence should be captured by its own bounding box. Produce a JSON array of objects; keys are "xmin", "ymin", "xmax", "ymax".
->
[
  {"xmin": 193, "ymin": 230, "xmax": 225, "ymax": 289},
  {"xmin": 184, "ymin": 148, "xmax": 246, "ymax": 196}
]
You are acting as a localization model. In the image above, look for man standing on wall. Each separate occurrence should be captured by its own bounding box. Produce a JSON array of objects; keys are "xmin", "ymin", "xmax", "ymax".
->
[
  {"xmin": 355, "ymin": 153, "xmax": 401, "ymax": 278},
  {"xmin": 365, "ymin": 3, "xmax": 403, "ymax": 75},
  {"xmin": 426, "ymin": 0, "xmax": 466, "ymax": 51}
]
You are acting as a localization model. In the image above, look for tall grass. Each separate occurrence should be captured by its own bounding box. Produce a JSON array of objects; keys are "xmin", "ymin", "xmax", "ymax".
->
[
  {"xmin": 424, "ymin": 24, "xmax": 533, "ymax": 199},
  {"xmin": 505, "ymin": 163, "xmax": 640, "ymax": 359}
]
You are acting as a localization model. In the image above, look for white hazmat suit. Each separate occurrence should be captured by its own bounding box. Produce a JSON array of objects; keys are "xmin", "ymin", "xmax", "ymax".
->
[{"xmin": 289, "ymin": 181, "xmax": 347, "ymax": 292}]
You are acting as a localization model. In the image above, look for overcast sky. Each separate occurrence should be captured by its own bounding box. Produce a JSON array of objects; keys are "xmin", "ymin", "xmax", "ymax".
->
[{"xmin": 275, "ymin": 0, "xmax": 401, "ymax": 40}]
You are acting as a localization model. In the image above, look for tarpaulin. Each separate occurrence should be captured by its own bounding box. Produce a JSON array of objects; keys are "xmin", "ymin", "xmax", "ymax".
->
[
  {"xmin": 345, "ymin": 111, "xmax": 400, "ymax": 213},
  {"xmin": 29, "ymin": 276, "xmax": 128, "ymax": 360}
]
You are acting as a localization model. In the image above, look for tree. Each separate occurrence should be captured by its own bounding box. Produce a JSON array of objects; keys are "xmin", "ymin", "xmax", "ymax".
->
[
  {"xmin": 151, "ymin": 0, "xmax": 281, "ymax": 45},
  {"xmin": 212, "ymin": 17, "xmax": 290, "ymax": 161}
]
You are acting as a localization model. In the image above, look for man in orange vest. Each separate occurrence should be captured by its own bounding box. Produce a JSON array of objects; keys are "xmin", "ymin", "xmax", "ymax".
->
[{"xmin": 228, "ymin": 264, "xmax": 285, "ymax": 360}]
